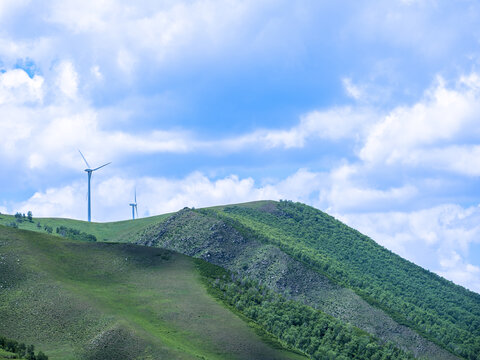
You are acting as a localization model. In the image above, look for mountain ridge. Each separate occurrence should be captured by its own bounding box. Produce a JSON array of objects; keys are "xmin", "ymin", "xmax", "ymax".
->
[{"xmin": 135, "ymin": 205, "xmax": 458, "ymax": 360}]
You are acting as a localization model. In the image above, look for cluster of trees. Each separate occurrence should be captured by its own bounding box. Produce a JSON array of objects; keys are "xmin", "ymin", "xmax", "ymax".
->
[
  {"xmin": 0, "ymin": 336, "xmax": 47, "ymax": 360},
  {"xmin": 14, "ymin": 212, "xmax": 33, "ymax": 223},
  {"xmin": 55, "ymin": 226, "xmax": 97, "ymax": 242},
  {"xmin": 2, "ymin": 216, "xmax": 96, "ymax": 243},
  {"xmin": 197, "ymin": 261, "xmax": 414, "ymax": 360},
  {"xmin": 5, "ymin": 212, "xmax": 33, "ymax": 228},
  {"xmin": 212, "ymin": 201, "xmax": 480, "ymax": 360}
]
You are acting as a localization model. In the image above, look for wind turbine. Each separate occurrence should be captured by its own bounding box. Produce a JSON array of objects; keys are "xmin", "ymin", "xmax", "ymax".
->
[
  {"xmin": 78, "ymin": 150, "xmax": 111, "ymax": 222},
  {"xmin": 129, "ymin": 188, "xmax": 138, "ymax": 220}
]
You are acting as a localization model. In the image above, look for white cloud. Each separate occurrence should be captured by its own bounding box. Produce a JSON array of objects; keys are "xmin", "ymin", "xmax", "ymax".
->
[
  {"xmin": 221, "ymin": 107, "xmax": 376, "ymax": 150},
  {"xmin": 0, "ymin": 69, "xmax": 44, "ymax": 104},
  {"xmin": 55, "ymin": 61, "xmax": 79, "ymax": 99},
  {"xmin": 342, "ymin": 77, "xmax": 363, "ymax": 100},
  {"xmin": 0, "ymin": 0, "xmax": 29, "ymax": 20},
  {"xmin": 404, "ymin": 145, "xmax": 480, "ymax": 176},
  {"xmin": 317, "ymin": 164, "xmax": 418, "ymax": 213},
  {"xmin": 43, "ymin": 0, "xmax": 279, "ymax": 71},
  {"xmin": 14, "ymin": 110, "xmax": 194, "ymax": 170},
  {"xmin": 90, "ymin": 65, "xmax": 102, "ymax": 80},
  {"xmin": 18, "ymin": 183, "xmax": 82, "ymax": 219},
  {"xmin": 338, "ymin": 204, "xmax": 480, "ymax": 293},
  {"xmin": 438, "ymin": 260, "xmax": 480, "ymax": 294},
  {"xmin": 359, "ymin": 74, "xmax": 480, "ymax": 170},
  {"xmin": 116, "ymin": 49, "xmax": 136, "ymax": 75},
  {"xmin": 0, "ymin": 63, "xmax": 196, "ymax": 169},
  {"xmin": 46, "ymin": 0, "xmax": 116, "ymax": 33}
]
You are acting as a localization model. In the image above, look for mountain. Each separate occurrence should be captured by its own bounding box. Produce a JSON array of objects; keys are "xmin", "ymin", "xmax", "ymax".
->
[{"xmin": 1, "ymin": 200, "xmax": 479, "ymax": 360}]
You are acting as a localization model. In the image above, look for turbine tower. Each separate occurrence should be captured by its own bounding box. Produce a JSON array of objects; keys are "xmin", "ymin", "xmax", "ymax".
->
[
  {"xmin": 129, "ymin": 188, "xmax": 138, "ymax": 220},
  {"xmin": 79, "ymin": 150, "xmax": 111, "ymax": 222}
]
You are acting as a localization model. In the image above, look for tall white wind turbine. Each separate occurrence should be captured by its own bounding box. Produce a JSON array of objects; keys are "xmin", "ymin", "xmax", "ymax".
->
[
  {"xmin": 78, "ymin": 150, "xmax": 111, "ymax": 222},
  {"xmin": 129, "ymin": 188, "xmax": 138, "ymax": 220}
]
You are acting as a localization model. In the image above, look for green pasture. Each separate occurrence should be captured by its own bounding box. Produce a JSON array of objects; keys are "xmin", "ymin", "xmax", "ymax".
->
[{"xmin": 0, "ymin": 226, "xmax": 305, "ymax": 360}]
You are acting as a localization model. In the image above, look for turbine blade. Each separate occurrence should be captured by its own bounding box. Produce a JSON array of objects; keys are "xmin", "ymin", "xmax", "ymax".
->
[
  {"xmin": 78, "ymin": 150, "xmax": 90, "ymax": 168},
  {"xmin": 134, "ymin": 187, "xmax": 137, "ymax": 203},
  {"xmin": 135, "ymin": 204, "xmax": 138, "ymax": 218},
  {"xmin": 92, "ymin": 162, "xmax": 111, "ymax": 171}
]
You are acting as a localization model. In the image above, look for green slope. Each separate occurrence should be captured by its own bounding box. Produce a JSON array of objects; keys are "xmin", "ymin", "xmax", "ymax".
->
[
  {"xmin": 0, "ymin": 226, "xmax": 306, "ymax": 360},
  {"xmin": 204, "ymin": 200, "xmax": 480, "ymax": 360},
  {"xmin": 0, "ymin": 212, "xmax": 170, "ymax": 243}
]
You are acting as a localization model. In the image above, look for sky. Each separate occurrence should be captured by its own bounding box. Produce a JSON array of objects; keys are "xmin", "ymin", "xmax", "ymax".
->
[{"xmin": 1, "ymin": 0, "xmax": 480, "ymax": 293}]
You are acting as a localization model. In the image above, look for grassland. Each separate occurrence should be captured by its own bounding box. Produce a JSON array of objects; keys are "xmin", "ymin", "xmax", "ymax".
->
[
  {"xmin": 0, "ymin": 225, "xmax": 306, "ymax": 360},
  {"xmin": 0, "ymin": 212, "xmax": 170, "ymax": 243}
]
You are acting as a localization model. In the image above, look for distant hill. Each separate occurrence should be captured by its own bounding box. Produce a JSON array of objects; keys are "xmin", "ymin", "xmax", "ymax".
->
[{"xmin": 1, "ymin": 200, "xmax": 479, "ymax": 359}]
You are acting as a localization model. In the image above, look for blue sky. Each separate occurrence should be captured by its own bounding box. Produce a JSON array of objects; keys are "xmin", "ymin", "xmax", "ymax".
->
[{"xmin": 1, "ymin": 0, "xmax": 480, "ymax": 293}]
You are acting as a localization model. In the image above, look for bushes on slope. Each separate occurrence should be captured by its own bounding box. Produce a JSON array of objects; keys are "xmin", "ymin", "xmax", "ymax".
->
[
  {"xmin": 0, "ymin": 336, "xmax": 48, "ymax": 360},
  {"xmin": 197, "ymin": 260, "xmax": 415, "ymax": 360}
]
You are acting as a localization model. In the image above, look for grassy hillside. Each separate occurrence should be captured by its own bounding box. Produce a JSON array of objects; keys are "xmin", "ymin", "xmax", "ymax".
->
[
  {"xmin": 0, "ymin": 225, "xmax": 306, "ymax": 360},
  {"xmin": 0, "ymin": 212, "xmax": 169, "ymax": 243}
]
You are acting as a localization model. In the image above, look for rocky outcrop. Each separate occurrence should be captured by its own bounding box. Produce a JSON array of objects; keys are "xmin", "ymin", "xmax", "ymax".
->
[{"xmin": 137, "ymin": 208, "xmax": 458, "ymax": 360}]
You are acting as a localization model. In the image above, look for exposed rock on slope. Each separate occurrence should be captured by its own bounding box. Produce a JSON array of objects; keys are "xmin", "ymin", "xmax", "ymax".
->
[{"xmin": 136, "ymin": 208, "xmax": 457, "ymax": 360}]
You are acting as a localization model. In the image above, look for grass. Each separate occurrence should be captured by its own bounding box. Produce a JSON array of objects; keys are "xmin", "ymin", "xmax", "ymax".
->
[
  {"xmin": 0, "ymin": 225, "xmax": 306, "ymax": 360},
  {"xmin": 0, "ymin": 213, "xmax": 170, "ymax": 243}
]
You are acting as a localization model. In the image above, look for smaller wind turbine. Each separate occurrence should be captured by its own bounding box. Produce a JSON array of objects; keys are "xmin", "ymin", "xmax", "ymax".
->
[
  {"xmin": 78, "ymin": 150, "xmax": 111, "ymax": 222},
  {"xmin": 129, "ymin": 188, "xmax": 138, "ymax": 220}
]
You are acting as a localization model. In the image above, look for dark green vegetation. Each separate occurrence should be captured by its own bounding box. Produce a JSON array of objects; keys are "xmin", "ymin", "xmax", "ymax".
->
[
  {"xmin": 55, "ymin": 226, "xmax": 97, "ymax": 242},
  {"xmin": 0, "ymin": 336, "xmax": 47, "ymax": 359},
  {"xmin": 0, "ymin": 226, "xmax": 306, "ymax": 360},
  {"xmin": 197, "ymin": 261, "xmax": 416, "ymax": 360},
  {"xmin": 1, "ymin": 200, "xmax": 479, "ymax": 359},
  {"xmin": 203, "ymin": 201, "xmax": 480, "ymax": 360}
]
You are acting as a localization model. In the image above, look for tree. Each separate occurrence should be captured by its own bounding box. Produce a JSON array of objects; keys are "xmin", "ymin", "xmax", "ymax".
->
[
  {"xmin": 27, "ymin": 211, "xmax": 33, "ymax": 222},
  {"xmin": 26, "ymin": 344, "xmax": 35, "ymax": 360},
  {"xmin": 37, "ymin": 351, "xmax": 48, "ymax": 360},
  {"xmin": 18, "ymin": 343, "xmax": 26, "ymax": 357}
]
